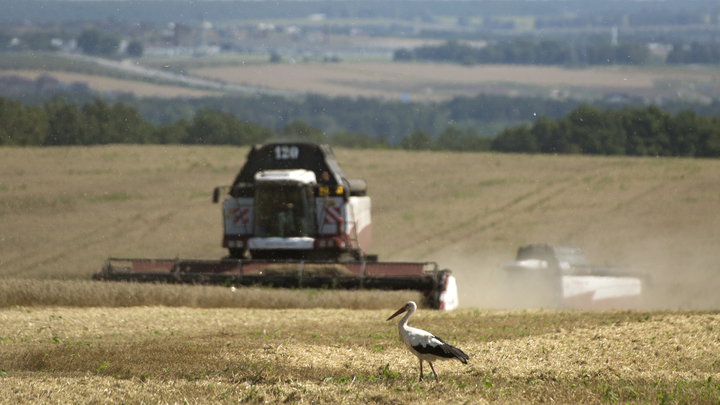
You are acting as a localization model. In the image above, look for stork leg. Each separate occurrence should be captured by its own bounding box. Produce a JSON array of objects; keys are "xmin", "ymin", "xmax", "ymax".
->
[
  {"xmin": 428, "ymin": 362, "xmax": 439, "ymax": 383},
  {"xmin": 419, "ymin": 359, "xmax": 424, "ymax": 382}
]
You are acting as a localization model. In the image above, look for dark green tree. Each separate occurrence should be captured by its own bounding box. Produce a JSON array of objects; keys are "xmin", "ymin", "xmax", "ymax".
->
[
  {"xmin": 530, "ymin": 116, "xmax": 560, "ymax": 153},
  {"xmin": 697, "ymin": 116, "xmax": 720, "ymax": 157},
  {"xmin": 269, "ymin": 52, "xmax": 282, "ymax": 64},
  {"xmin": 82, "ymin": 98, "xmax": 115, "ymax": 144},
  {"xmin": 399, "ymin": 129, "xmax": 433, "ymax": 150},
  {"xmin": 668, "ymin": 110, "xmax": 700, "ymax": 157},
  {"xmin": 491, "ymin": 124, "xmax": 537, "ymax": 153},
  {"xmin": 126, "ymin": 39, "xmax": 144, "ymax": 57},
  {"xmin": 98, "ymin": 34, "xmax": 120, "ymax": 56},
  {"xmin": 186, "ymin": 109, "xmax": 272, "ymax": 145},
  {"xmin": 0, "ymin": 98, "xmax": 47, "ymax": 145},
  {"xmin": 153, "ymin": 119, "xmax": 190, "ymax": 144},
  {"xmin": 431, "ymin": 126, "xmax": 491, "ymax": 152},
  {"xmin": 560, "ymin": 105, "xmax": 622, "ymax": 154},
  {"xmin": 44, "ymin": 98, "xmax": 87, "ymax": 145},
  {"xmin": 279, "ymin": 120, "xmax": 326, "ymax": 143},
  {"xmin": 107, "ymin": 102, "xmax": 154, "ymax": 143},
  {"xmin": 77, "ymin": 29, "xmax": 102, "ymax": 55},
  {"xmin": 21, "ymin": 32, "xmax": 59, "ymax": 51},
  {"xmin": 619, "ymin": 106, "xmax": 671, "ymax": 156}
]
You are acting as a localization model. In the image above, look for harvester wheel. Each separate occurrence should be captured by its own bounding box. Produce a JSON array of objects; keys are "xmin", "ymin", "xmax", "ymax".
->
[
  {"xmin": 337, "ymin": 249, "xmax": 364, "ymax": 263},
  {"xmin": 227, "ymin": 248, "xmax": 248, "ymax": 259}
]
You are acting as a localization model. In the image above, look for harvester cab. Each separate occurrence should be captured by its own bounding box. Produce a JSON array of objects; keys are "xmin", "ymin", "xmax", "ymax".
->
[
  {"xmin": 214, "ymin": 142, "xmax": 371, "ymax": 261},
  {"xmin": 253, "ymin": 170, "xmax": 317, "ymax": 239}
]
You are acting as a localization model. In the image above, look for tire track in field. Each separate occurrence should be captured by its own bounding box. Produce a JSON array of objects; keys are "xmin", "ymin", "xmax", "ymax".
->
[
  {"xmin": 391, "ymin": 162, "xmax": 668, "ymax": 260},
  {"xmin": 561, "ymin": 183, "xmax": 663, "ymax": 243},
  {"xmin": 390, "ymin": 179, "xmax": 580, "ymax": 259},
  {"xmin": 439, "ymin": 173, "xmax": 667, "ymax": 258}
]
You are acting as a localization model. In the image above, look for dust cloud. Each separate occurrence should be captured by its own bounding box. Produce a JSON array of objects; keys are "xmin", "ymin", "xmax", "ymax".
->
[
  {"xmin": 433, "ymin": 242, "xmax": 720, "ymax": 311},
  {"xmin": 432, "ymin": 249, "xmax": 562, "ymax": 310},
  {"xmin": 615, "ymin": 237, "xmax": 720, "ymax": 311}
]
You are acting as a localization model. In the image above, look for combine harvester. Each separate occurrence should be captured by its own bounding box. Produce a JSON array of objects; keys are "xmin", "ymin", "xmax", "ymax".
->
[
  {"xmin": 503, "ymin": 244, "xmax": 650, "ymax": 310},
  {"xmin": 95, "ymin": 142, "xmax": 458, "ymax": 310}
]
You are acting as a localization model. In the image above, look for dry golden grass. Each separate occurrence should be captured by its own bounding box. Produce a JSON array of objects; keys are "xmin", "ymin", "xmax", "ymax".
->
[
  {"xmin": 1, "ymin": 306, "xmax": 719, "ymax": 404},
  {"xmin": 0, "ymin": 279, "xmax": 421, "ymax": 310},
  {"xmin": 2, "ymin": 145, "xmax": 720, "ymax": 310}
]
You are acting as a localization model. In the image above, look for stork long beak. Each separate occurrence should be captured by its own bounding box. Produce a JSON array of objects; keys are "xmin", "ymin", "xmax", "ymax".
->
[{"xmin": 386, "ymin": 306, "xmax": 407, "ymax": 321}]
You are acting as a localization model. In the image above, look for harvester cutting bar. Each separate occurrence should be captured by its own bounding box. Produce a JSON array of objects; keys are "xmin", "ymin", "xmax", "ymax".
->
[
  {"xmin": 96, "ymin": 258, "xmax": 437, "ymax": 276},
  {"xmin": 94, "ymin": 258, "xmax": 458, "ymax": 310}
]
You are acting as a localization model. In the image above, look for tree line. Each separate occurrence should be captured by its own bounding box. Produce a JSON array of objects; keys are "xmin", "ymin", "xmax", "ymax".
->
[
  {"xmin": 666, "ymin": 42, "xmax": 720, "ymax": 64},
  {"xmin": 0, "ymin": 96, "xmax": 390, "ymax": 148},
  {"xmin": 394, "ymin": 39, "xmax": 649, "ymax": 66},
  {"xmin": 11, "ymin": 74, "xmax": 720, "ymax": 146},
  {"xmin": 491, "ymin": 105, "xmax": 720, "ymax": 157},
  {"xmin": 534, "ymin": 8, "xmax": 715, "ymax": 30},
  {"xmin": 3, "ymin": 96, "xmax": 720, "ymax": 158},
  {"xmin": 0, "ymin": 97, "xmax": 271, "ymax": 147}
]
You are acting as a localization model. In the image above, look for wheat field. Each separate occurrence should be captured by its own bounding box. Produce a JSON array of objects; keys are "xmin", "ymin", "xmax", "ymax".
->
[
  {"xmin": 1, "ymin": 145, "xmax": 720, "ymax": 309},
  {"xmin": 190, "ymin": 62, "xmax": 716, "ymax": 101},
  {"xmin": 2, "ymin": 145, "xmax": 720, "ymax": 403}
]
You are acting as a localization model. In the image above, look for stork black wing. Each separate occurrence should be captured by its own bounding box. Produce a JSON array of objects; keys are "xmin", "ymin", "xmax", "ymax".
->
[{"xmin": 412, "ymin": 336, "xmax": 470, "ymax": 364}]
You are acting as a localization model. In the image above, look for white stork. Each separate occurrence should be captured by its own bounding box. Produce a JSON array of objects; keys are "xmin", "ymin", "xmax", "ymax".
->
[{"xmin": 386, "ymin": 301, "xmax": 469, "ymax": 382}]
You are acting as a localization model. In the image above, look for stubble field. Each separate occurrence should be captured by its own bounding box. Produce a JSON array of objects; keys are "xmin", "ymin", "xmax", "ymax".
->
[
  {"xmin": 1, "ymin": 306, "xmax": 719, "ymax": 404},
  {"xmin": 189, "ymin": 62, "xmax": 717, "ymax": 101},
  {"xmin": 2, "ymin": 145, "xmax": 720, "ymax": 403},
  {"xmin": 3, "ymin": 145, "xmax": 719, "ymax": 308}
]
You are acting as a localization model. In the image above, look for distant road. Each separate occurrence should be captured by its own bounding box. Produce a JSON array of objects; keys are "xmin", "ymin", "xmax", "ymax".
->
[{"xmin": 58, "ymin": 52, "xmax": 297, "ymax": 97}]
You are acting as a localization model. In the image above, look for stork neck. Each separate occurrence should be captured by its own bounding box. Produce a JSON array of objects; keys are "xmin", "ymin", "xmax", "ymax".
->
[{"xmin": 398, "ymin": 307, "xmax": 414, "ymax": 329}]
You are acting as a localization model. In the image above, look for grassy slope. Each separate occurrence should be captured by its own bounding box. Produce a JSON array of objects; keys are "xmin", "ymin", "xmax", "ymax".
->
[{"xmin": 1, "ymin": 146, "xmax": 720, "ymax": 309}]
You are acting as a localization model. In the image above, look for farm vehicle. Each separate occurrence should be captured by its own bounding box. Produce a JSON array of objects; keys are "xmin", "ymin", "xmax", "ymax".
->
[
  {"xmin": 502, "ymin": 244, "xmax": 650, "ymax": 309},
  {"xmin": 95, "ymin": 142, "xmax": 458, "ymax": 310}
]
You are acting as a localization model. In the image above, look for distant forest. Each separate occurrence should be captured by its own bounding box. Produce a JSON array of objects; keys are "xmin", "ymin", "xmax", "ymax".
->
[
  {"xmin": 9, "ymin": 73, "xmax": 720, "ymax": 146},
  {"xmin": 666, "ymin": 42, "xmax": 720, "ymax": 64},
  {"xmin": 2, "ymin": 96, "xmax": 720, "ymax": 158},
  {"xmin": 492, "ymin": 105, "xmax": 720, "ymax": 157},
  {"xmin": 394, "ymin": 39, "xmax": 650, "ymax": 66}
]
